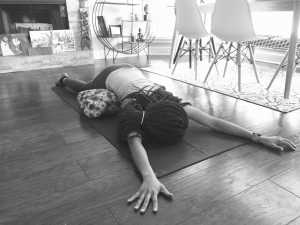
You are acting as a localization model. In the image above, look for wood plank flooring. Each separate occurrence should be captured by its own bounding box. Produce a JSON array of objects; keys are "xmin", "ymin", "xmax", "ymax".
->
[{"xmin": 0, "ymin": 56, "xmax": 299, "ymax": 225}]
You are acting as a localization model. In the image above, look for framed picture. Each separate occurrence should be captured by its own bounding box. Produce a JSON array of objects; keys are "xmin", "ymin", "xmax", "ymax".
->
[
  {"xmin": 109, "ymin": 25, "xmax": 122, "ymax": 37},
  {"xmin": 29, "ymin": 29, "xmax": 76, "ymax": 53},
  {"xmin": 0, "ymin": 33, "xmax": 29, "ymax": 56},
  {"xmin": 29, "ymin": 30, "xmax": 53, "ymax": 48},
  {"xmin": 11, "ymin": 33, "xmax": 30, "ymax": 55},
  {"xmin": 52, "ymin": 30, "xmax": 76, "ymax": 52}
]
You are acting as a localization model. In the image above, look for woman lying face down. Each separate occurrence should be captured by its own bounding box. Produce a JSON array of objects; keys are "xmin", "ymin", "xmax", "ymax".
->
[{"xmin": 56, "ymin": 63, "xmax": 297, "ymax": 213}]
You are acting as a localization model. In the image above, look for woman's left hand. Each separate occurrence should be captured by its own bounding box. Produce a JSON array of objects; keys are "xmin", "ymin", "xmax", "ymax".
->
[{"xmin": 258, "ymin": 136, "xmax": 297, "ymax": 151}]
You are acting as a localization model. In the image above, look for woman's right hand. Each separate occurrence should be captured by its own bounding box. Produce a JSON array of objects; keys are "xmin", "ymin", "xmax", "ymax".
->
[{"xmin": 127, "ymin": 175, "xmax": 173, "ymax": 213}]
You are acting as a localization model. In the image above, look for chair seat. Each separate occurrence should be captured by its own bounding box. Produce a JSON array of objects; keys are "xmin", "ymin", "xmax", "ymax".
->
[
  {"xmin": 212, "ymin": 31, "xmax": 259, "ymax": 43},
  {"xmin": 241, "ymin": 34, "xmax": 300, "ymax": 50}
]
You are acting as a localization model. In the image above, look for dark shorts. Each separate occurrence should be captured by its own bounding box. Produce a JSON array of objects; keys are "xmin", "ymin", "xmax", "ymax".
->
[{"xmin": 94, "ymin": 63, "xmax": 135, "ymax": 88}]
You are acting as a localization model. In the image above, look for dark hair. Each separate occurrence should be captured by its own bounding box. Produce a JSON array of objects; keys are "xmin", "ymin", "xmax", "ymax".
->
[{"xmin": 117, "ymin": 88, "xmax": 190, "ymax": 143}]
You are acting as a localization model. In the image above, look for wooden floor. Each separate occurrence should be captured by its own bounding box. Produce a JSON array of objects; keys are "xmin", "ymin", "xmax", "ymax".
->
[{"xmin": 0, "ymin": 55, "xmax": 300, "ymax": 225}]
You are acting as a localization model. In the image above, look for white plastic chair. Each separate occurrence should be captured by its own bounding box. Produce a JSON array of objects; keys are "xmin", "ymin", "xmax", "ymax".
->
[
  {"xmin": 172, "ymin": 0, "xmax": 211, "ymax": 79},
  {"xmin": 203, "ymin": 0, "xmax": 261, "ymax": 91}
]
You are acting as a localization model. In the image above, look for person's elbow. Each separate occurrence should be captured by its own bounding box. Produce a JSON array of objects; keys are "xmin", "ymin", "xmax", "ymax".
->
[{"xmin": 128, "ymin": 136, "xmax": 142, "ymax": 149}]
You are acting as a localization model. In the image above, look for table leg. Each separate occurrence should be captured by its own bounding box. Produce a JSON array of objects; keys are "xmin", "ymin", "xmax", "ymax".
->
[{"xmin": 284, "ymin": 1, "xmax": 300, "ymax": 99}]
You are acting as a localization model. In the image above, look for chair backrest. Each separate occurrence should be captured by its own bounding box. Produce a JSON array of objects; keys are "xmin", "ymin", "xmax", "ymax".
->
[
  {"xmin": 211, "ymin": 0, "xmax": 257, "ymax": 43},
  {"xmin": 176, "ymin": 0, "xmax": 210, "ymax": 39}
]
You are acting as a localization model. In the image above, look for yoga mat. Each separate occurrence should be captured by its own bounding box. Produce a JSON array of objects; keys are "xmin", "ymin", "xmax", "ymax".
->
[{"xmin": 52, "ymin": 86, "xmax": 249, "ymax": 177}]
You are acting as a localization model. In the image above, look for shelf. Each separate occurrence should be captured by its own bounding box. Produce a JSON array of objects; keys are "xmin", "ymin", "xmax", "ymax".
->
[
  {"xmin": 98, "ymin": 36, "xmax": 121, "ymax": 38},
  {"xmin": 97, "ymin": 35, "xmax": 133, "ymax": 38},
  {"xmin": 96, "ymin": 2, "xmax": 142, "ymax": 6},
  {"xmin": 92, "ymin": 0, "xmax": 157, "ymax": 60},
  {"xmin": 123, "ymin": 40, "xmax": 150, "ymax": 44},
  {"xmin": 122, "ymin": 20, "xmax": 152, "ymax": 22}
]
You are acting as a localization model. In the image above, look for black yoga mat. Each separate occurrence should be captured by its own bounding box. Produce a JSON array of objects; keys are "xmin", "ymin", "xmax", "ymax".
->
[{"xmin": 52, "ymin": 86, "xmax": 249, "ymax": 177}]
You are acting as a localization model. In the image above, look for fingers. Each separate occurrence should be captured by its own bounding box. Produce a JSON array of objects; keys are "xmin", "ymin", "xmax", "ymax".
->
[
  {"xmin": 161, "ymin": 185, "xmax": 174, "ymax": 198},
  {"xmin": 271, "ymin": 143, "xmax": 284, "ymax": 151},
  {"xmin": 282, "ymin": 138, "xmax": 297, "ymax": 150},
  {"xmin": 140, "ymin": 194, "xmax": 151, "ymax": 213},
  {"xmin": 283, "ymin": 141, "xmax": 296, "ymax": 151},
  {"xmin": 128, "ymin": 189, "xmax": 149, "ymax": 213},
  {"xmin": 127, "ymin": 191, "xmax": 140, "ymax": 203},
  {"xmin": 267, "ymin": 136, "xmax": 297, "ymax": 152},
  {"xmin": 134, "ymin": 193, "xmax": 145, "ymax": 211},
  {"xmin": 152, "ymin": 194, "xmax": 158, "ymax": 212},
  {"xmin": 128, "ymin": 183, "xmax": 173, "ymax": 213},
  {"xmin": 273, "ymin": 137, "xmax": 297, "ymax": 151},
  {"xmin": 132, "ymin": 192, "xmax": 156, "ymax": 213}
]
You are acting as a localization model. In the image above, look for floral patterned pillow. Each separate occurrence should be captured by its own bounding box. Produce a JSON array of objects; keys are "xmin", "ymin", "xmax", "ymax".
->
[{"xmin": 77, "ymin": 89, "xmax": 121, "ymax": 118}]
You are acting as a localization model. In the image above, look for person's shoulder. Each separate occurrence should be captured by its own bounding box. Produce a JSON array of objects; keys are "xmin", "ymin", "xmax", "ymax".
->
[{"xmin": 119, "ymin": 63, "xmax": 136, "ymax": 68}]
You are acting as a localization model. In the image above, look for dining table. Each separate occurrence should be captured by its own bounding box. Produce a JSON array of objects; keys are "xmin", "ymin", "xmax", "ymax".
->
[{"xmin": 169, "ymin": 0, "xmax": 300, "ymax": 99}]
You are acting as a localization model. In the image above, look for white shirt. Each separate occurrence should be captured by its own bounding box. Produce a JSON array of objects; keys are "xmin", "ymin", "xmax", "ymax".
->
[{"xmin": 105, "ymin": 67, "xmax": 156, "ymax": 101}]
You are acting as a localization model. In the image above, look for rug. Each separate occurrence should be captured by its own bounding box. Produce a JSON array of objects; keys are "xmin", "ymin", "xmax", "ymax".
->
[{"xmin": 141, "ymin": 61, "xmax": 300, "ymax": 113}]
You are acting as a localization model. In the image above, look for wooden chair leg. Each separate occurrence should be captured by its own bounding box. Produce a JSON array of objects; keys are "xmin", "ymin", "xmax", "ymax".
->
[
  {"xmin": 210, "ymin": 37, "xmax": 217, "ymax": 56},
  {"xmin": 237, "ymin": 43, "xmax": 242, "ymax": 91},
  {"xmin": 252, "ymin": 46, "xmax": 255, "ymax": 58},
  {"xmin": 267, "ymin": 51, "xmax": 289, "ymax": 90},
  {"xmin": 172, "ymin": 40, "xmax": 187, "ymax": 75},
  {"xmin": 189, "ymin": 39, "xmax": 192, "ymax": 69},
  {"xmin": 173, "ymin": 36, "xmax": 184, "ymax": 64},
  {"xmin": 223, "ymin": 42, "xmax": 233, "ymax": 77},
  {"xmin": 248, "ymin": 43, "xmax": 260, "ymax": 83},
  {"xmin": 195, "ymin": 39, "xmax": 199, "ymax": 80},
  {"xmin": 204, "ymin": 43, "xmax": 223, "ymax": 83},
  {"xmin": 169, "ymin": 26, "xmax": 178, "ymax": 68},
  {"xmin": 199, "ymin": 39, "xmax": 203, "ymax": 61},
  {"xmin": 209, "ymin": 40, "xmax": 215, "ymax": 58},
  {"xmin": 208, "ymin": 40, "xmax": 215, "ymax": 63}
]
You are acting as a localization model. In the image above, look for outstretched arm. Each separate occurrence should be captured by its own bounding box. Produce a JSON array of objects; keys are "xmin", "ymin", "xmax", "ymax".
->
[
  {"xmin": 183, "ymin": 105, "xmax": 297, "ymax": 151},
  {"xmin": 126, "ymin": 132, "xmax": 173, "ymax": 213}
]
